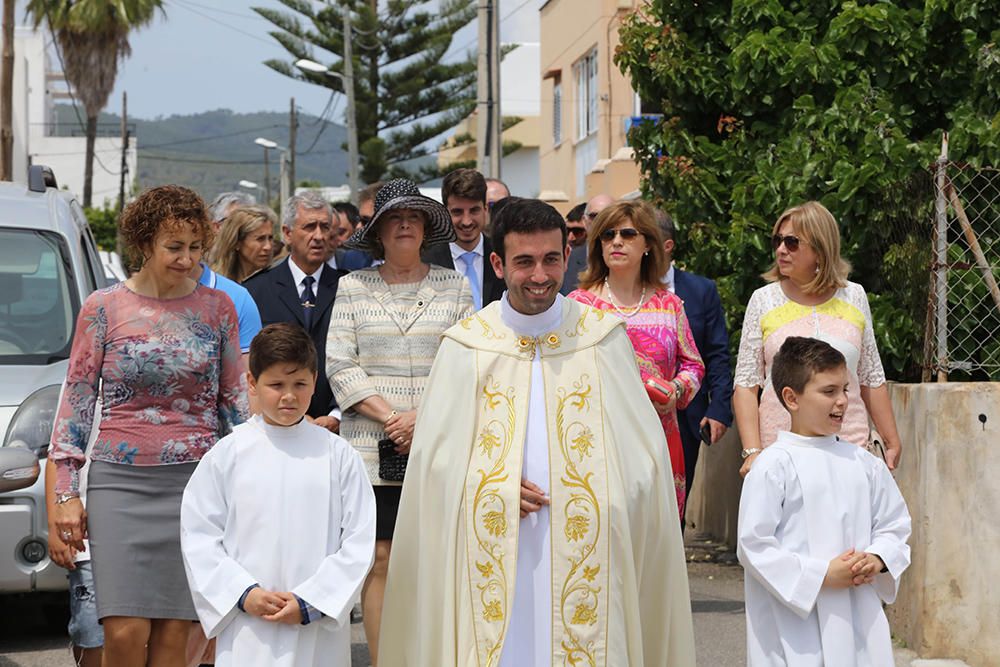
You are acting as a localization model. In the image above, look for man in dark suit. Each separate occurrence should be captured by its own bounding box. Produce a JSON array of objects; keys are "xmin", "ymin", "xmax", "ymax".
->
[
  {"xmin": 243, "ymin": 191, "xmax": 344, "ymax": 429},
  {"xmin": 656, "ymin": 210, "xmax": 733, "ymax": 513},
  {"xmin": 424, "ymin": 168, "xmax": 505, "ymax": 308}
]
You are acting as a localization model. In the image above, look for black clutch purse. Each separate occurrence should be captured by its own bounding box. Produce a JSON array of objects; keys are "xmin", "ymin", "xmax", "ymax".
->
[{"xmin": 377, "ymin": 438, "xmax": 408, "ymax": 482}]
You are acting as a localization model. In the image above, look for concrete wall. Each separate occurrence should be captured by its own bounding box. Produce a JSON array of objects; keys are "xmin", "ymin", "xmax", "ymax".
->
[
  {"xmin": 687, "ymin": 382, "xmax": 1000, "ymax": 666},
  {"xmin": 885, "ymin": 383, "xmax": 1000, "ymax": 667}
]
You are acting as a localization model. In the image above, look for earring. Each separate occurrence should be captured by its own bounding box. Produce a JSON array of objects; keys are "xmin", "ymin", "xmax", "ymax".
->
[
  {"xmin": 815, "ymin": 265, "xmax": 821, "ymax": 275},
  {"xmin": 644, "ymin": 251, "xmax": 649, "ymax": 256}
]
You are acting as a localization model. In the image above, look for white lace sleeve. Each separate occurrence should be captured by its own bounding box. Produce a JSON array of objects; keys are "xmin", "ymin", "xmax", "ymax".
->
[
  {"xmin": 853, "ymin": 283, "xmax": 887, "ymax": 387},
  {"xmin": 734, "ymin": 288, "xmax": 766, "ymax": 388}
]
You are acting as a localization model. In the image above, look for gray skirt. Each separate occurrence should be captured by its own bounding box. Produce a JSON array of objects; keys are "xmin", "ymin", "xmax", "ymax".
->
[{"xmin": 86, "ymin": 460, "xmax": 198, "ymax": 621}]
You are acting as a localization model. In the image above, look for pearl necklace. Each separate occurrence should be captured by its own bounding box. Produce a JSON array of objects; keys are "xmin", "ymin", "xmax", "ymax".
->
[{"xmin": 604, "ymin": 277, "xmax": 646, "ymax": 318}]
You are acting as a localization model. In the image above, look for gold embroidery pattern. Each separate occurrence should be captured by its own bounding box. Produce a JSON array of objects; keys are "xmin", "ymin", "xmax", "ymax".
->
[
  {"xmin": 555, "ymin": 375, "xmax": 605, "ymax": 666},
  {"xmin": 461, "ymin": 313, "xmax": 508, "ymax": 340},
  {"xmin": 470, "ymin": 377, "xmax": 518, "ymax": 666},
  {"xmin": 566, "ymin": 305, "xmax": 605, "ymax": 338}
]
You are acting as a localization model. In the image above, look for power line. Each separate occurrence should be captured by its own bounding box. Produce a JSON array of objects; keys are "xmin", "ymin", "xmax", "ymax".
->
[
  {"xmin": 170, "ymin": 0, "xmax": 267, "ymax": 22},
  {"xmin": 441, "ymin": 0, "xmax": 534, "ymax": 61},
  {"xmin": 164, "ymin": 0, "xmax": 279, "ymax": 47},
  {"xmin": 141, "ymin": 154, "xmax": 264, "ymax": 165}
]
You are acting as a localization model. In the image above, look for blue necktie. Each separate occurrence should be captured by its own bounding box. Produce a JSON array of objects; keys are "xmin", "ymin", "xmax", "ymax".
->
[
  {"xmin": 301, "ymin": 275, "xmax": 316, "ymax": 330},
  {"xmin": 460, "ymin": 251, "xmax": 482, "ymax": 310}
]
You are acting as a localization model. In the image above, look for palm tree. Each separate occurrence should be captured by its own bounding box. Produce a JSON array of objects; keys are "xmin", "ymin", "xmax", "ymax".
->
[{"xmin": 25, "ymin": 0, "xmax": 162, "ymax": 207}]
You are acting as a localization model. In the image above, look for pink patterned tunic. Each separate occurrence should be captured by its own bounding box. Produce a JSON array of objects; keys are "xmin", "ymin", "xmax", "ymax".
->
[
  {"xmin": 568, "ymin": 289, "xmax": 705, "ymax": 517},
  {"xmin": 50, "ymin": 283, "xmax": 249, "ymax": 495}
]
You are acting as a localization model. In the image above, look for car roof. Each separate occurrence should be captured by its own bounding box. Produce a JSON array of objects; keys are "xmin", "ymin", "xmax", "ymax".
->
[{"xmin": 0, "ymin": 182, "xmax": 82, "ymax": 236}]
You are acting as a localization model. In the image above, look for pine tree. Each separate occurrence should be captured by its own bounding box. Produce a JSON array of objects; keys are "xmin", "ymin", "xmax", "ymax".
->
[{"xmin": 254, "ymin": 0, "xmax": 477, "ymax": 183}]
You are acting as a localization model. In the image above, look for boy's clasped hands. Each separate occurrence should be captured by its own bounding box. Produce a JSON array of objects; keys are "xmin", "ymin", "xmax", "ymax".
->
[
  {"xmin": 244, "ymin": 587, "xmax": 303, "ymax": 625},
  {"xmin": 823, "ymin": 548, "xmax": 885, "ymax": 589}
]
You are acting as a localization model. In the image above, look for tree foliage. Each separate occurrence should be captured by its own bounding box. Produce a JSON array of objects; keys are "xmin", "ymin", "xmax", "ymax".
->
[
  {"xmin": 255, "ymin": 0, "xmax": 477, "ymax": 183},
  {"xmin": 616, "ymin": 0, "xmax": 1000, "ymax": 381},
  {"xmin": 25, "ymin": 0, "xmax": 163, "ymax": 207}
]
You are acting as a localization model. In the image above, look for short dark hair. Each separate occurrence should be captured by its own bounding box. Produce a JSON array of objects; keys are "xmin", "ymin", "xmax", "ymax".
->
[
  {"xmin": 333, "ymin": 201, "xmax": 361, "ymax": 226},
  {"xmin": 566, "ymin": 202, "xmax": 587, "ymax": 223},
  {"xmin": 654, "ymin": 207, "xmax": 675, "ymax": 242},
  {"xmin": 490, "ymin": 197, "xmax": 567, "ymax": 261},
  {"xmin": 249, "ymin": 323, "xmax": 317, "ymax": 379},
  {"xmin": 359, "ymin": 182, "xmax": 384, "ymax": 207},
  {"xmin": 442, "ymin": 168, "xmax": 487, "ymax": 206},
  {"xmin": 120, "ymin": 185, "xmax": 213, "ymax": 270},
  {"xmin": 771, "ymin": 337, "xmax": 847, "ymax": 410}
]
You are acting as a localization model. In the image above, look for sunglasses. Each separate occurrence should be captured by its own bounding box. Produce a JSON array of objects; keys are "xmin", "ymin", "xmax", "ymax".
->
[
  {"xmin": 567, "ymin": 227, "xmax": 586, "ymax": 236},
  {"xmin": 599, "ymin": 228, "xmax": 642, "ymax": 242},
  {"xmin": 771, "ymin": 234, "xmax": 808, "ymax": 251}
]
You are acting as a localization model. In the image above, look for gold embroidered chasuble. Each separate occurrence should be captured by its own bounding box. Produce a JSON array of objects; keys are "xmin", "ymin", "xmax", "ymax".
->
[{"xmin": 379, "ymin": 299, "xmax": 696, "ymax": 667}]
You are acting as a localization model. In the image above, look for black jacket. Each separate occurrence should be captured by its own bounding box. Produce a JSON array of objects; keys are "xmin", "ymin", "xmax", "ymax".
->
[
  {"xmin": 423, "ymin": 235, "xmax": 505, "ymax": 307},
  {"xmin": 243, "ymin": 258, "xmax": 344, "ymax": 418}
]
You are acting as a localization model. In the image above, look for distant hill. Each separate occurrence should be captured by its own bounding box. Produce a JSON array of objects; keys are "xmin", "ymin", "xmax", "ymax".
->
[{"xmin": 54, "ymin": 105, "xmax": 350, "ymax": 202}]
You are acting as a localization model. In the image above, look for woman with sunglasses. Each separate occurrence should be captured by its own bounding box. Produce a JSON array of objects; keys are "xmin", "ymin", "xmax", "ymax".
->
[
  {"xmin": 568, "ymin": 200, "xmax": 705, "ymax": 519},
  {"xmin": 733, "ymin": 201, "xmax": 903, "ymax": 477}
]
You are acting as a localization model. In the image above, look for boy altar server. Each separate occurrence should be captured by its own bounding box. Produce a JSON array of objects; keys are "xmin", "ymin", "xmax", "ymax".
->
[
  {"xmin": 737, "ymin": 336, "xmax": 911, "ymax": 666},
  {"xmin": 181, "ymin": 323, "xmax": 376, "ymax": 667}
]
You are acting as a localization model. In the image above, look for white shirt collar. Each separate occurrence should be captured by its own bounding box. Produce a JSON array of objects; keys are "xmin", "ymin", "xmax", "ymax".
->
[
  {"xmin": 662, "ymin": 263, "xmax": 675, "ymax": 290},
  {"xmin": 450, "ymin": 234, "xmax": 485, "ymax": 263},
  {"xmin": 500, "ymin": 293, "xmax": 565, "ymax": 337},
  {"xmin": 287, "ymin": 257, "xmax": 324, "ymax": 287}
]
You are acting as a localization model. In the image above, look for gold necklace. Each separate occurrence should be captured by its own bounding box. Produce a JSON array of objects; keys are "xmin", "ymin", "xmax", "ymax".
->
[{"xmin": 604, "ymin": 277, "xmax": 646, "ymax": 318}]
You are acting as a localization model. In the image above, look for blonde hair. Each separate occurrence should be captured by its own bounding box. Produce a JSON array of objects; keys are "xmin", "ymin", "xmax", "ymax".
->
[
  {"xmin": 762, "ymin": 201, "xmax": 851, "ymax": 294},
  {"xmin": 577, "ymin": 200, "xmax": 667, "ymax": 292},
  {"xmin": 210, "ymin": 205, "xmax": 278, "ymax": 282}
]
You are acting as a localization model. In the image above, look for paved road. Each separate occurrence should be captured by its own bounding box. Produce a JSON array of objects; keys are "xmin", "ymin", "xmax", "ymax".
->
[{"xmin": 1, "ymin": 537, "xmax": 746, "ymax": 667}]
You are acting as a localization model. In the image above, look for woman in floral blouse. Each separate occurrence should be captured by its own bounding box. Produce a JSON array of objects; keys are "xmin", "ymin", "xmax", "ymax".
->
[
  {"xmin": 569, "ymin": 200, "xmax": 704, "ymax": 519},
  {"xmin": 49, "ymin": 185, "xmax": 248, "ymax": 666}
]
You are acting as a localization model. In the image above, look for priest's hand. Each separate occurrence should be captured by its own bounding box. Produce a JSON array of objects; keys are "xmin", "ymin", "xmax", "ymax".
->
[
  {"xmin": 263, "ymin": 593, "xmax": 303, "ymax": 625},
  {"xmin": 823, "ymin": 549, "xmax": 866, "ymax": 589},
  {"xmin": 850, "ymin": 552, "xmax": 885, "ymax": 585},
  {"xmin": 520, "ymin": 479, "xmax": 550, "ymax": 518},
  {"xmin": 244, "ymin": 588, "xmax": 288, "ymax": 618},
  {"xmin": 386, "ymin": 410, "xmax": 417, "ymax": 453}
]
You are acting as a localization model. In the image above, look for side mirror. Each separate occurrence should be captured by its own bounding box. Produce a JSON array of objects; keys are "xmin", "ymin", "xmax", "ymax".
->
[{"xmin": 0, "ymin": 448, "xmax": 41, "ymax": 493}]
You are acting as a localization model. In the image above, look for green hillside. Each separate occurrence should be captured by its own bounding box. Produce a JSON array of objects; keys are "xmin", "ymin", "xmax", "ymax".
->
[{"xmin": 54, "ymin": 105, "xmax": 350, "ymax": 202}]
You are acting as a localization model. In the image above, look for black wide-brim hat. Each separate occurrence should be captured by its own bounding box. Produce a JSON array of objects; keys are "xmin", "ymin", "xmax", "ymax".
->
[{"xmin": 344, "ymin": 178, "xmax": 455, "ymax": 252}]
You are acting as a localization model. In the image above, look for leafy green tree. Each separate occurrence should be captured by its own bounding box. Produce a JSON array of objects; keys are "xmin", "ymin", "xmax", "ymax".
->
[
  {"xmin": 616, "ymin": 0, "xmax": 1000, "ymax": 380},
  {"xmin": 255, "ymin": 0, "xmax": 477, "ymax": 183},
  {"xmin": 25, "ymin": 0, "xmax": 163, "ymax": 207}
]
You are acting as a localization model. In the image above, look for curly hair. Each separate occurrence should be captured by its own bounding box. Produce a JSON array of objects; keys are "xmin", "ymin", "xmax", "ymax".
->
[{"xmin": 119, "ymin": 185, "xmax": 213, "ymax": 270}]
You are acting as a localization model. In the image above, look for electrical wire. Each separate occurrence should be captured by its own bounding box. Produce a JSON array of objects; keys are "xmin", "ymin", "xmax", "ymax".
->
[
  {"xmin": 441, "ymin": 0, "xmax": 533, "ymax": 61},
  {"xmin": 141, "ymin": 154, "xmax": 264, "ymax": 165},
  {"xmin": 170, "ymin": 0, "xmax": 267, "ymax": 22},
  {"xmin": 164, "ymin": 0, "xmax": 280, "ymax": 47}
]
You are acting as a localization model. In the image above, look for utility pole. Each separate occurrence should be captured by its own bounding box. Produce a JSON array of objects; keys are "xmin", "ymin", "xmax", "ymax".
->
[
  {"xmin": 343, "ymin": 9, "xmax": 360, "ymax": 204},
  {"xmin": 1, "ymin": 0, "xmax": 14, "ymax": 181},
  {"xmin": 118, "ymin": 91, "xmax": 129, "ymax": 213},
  {"xmin": 262, "ymin": 148, "xmax": 271, "ymax": 206},
  {"xmin": 289, "ymin": 96, "xmax": 297, "ymax": 194},
  {"xmin": 476, "ymin": 0, "xmax": 501, "ymax": 178}
]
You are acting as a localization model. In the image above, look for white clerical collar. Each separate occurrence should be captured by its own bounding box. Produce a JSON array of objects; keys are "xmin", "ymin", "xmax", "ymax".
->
[
  {"xmin": 776, "ymin": 430, "xmax": 841, "ymax": 448},
  {"xmin": 450, "ymin": 234, "xmax": 484, "ymax": 263},
  {"xmin": 500, "ymin": 292, "xmax": 565, "ymax": 337},
  {"xmin": 288, "ymin": 257, "xmax": 323, "ymax": 287}
]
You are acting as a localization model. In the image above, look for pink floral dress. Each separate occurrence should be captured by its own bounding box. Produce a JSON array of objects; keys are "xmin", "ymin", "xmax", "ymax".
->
[{"xmin": 569, "ymin": 289, "xmax": 705, "ymax": 517}]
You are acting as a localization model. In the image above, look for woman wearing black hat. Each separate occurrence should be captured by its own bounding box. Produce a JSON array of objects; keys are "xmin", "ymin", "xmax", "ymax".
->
[{"xmin": 326, "ymin": 179, "xmax": 474, "ymax": 664}]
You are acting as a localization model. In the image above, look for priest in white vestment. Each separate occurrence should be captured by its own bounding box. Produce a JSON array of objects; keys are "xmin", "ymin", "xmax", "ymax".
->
[
  {"xmin": 182, "ymin": 416, "xmax": 376, "ymax": 666},
  {"xmin": 379, "ymin": 198, "xmax": 696, "ymax": 666},
  {"xmin": 737, "ymin": 336, "xmax": 911, "ymax": 667}
]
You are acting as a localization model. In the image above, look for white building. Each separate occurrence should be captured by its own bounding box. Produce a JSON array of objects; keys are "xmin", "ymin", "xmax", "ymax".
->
[{"xmin": 11, "ymin": 26, "xmax": 137, "ymax": 207}]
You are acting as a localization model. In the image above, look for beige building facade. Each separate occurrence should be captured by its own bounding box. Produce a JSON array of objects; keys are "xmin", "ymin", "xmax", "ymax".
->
[{"xmin": 538, "ymin": 0, "xmax": 643, "ymax": 214}]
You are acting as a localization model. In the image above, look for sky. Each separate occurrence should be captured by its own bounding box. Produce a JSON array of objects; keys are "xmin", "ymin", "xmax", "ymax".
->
[{"xmin": 20, "ymin": 0, "xmax": 540, "ymax": 122}]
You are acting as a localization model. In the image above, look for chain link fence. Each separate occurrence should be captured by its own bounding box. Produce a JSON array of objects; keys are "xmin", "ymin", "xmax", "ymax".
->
[{"xmin": 927, "ymin": 159, "xmax": 1000, "ymax": 380}]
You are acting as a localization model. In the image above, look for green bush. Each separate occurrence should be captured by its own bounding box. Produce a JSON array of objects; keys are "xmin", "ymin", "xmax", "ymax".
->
[
  {"xmin": 616, "ymin": 0, "xmax": 1000, "ymax": 381},
  {"xmin": 84, "ymin": 203, "xmax": 119, "ymax": 252}
]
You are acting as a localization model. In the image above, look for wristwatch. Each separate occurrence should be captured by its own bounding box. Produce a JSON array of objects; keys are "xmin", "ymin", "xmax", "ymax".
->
[
  {"xmin": 740, "ymin": 448, "xmax": 762, "ymax": 460},
  {"xmin": 54, "ymin": 493, "xmax": 79, "ymax": 504}
]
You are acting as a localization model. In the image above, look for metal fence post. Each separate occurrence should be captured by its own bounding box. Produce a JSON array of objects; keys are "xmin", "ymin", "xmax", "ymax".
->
[{"xmin": 934, "ymin": 132, "xmax": 949, "ymax": 381}]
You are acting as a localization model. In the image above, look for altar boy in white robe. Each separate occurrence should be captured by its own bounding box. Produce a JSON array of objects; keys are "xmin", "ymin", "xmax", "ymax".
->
[
  {"xmin": 737, "ymin": 336, "xmax": 911, "ymax": 667},
  {"xmin": 181, "ymin": 323, "xmax": 376, "ymax": 667}
]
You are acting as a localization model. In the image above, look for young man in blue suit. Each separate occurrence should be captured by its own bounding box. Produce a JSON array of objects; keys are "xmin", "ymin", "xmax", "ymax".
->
[{"xmin": 657, "ymin": 210, "xmax": 733, "ymax": 521}]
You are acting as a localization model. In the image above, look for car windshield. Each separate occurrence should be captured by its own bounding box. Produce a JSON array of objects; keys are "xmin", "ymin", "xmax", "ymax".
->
[{"xmin": 0, "ymin": 228, "xmax": 77, "ymax": 365}]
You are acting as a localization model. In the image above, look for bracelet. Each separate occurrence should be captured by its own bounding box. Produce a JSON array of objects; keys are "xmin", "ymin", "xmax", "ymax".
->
[
  {"xmin": 383, "ymin": 410, "xmax": 398, "ymax": 426},
  {"xmin": 740, "ymin": 448, "xmax": 762, "ymax": 460},
  {"xmin": 55, "ymin": 493, "xmax": 79, "ymax": 504}
]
